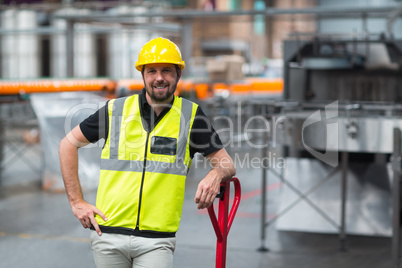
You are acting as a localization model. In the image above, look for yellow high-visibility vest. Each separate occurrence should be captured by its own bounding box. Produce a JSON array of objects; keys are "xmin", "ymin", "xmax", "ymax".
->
[{"xmin": 95, "ymin": 94, "xmax": 198, "ymax": 235}]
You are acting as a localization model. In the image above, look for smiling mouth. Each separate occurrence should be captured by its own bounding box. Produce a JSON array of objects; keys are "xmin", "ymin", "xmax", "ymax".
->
[{"xmin": 154, "ymin": 85, "xmax": 168, "ymax": 91}]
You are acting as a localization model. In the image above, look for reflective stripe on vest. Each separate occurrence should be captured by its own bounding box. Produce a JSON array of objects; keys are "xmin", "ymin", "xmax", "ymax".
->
[
  {"xmin": 95, "ymin": 95, "xmax": 198, "ymax": 234},
  {"xmin": 100, "ymin": 159, "xmax": 187, "ymax": 176}
]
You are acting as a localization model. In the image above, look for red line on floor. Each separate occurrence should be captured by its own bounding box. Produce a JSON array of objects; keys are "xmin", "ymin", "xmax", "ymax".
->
[
  {"xmin": 240, "ymin": 182, "xmax": 282, "ymax": 201},
  {"xmin": 235, "ymin": 212, "xmax": 276, "ymax": 219}
]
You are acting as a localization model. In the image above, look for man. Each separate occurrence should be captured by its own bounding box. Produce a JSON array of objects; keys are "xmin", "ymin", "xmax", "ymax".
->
[{"xmin": 59, "ymin": 37, "xmax": 236, "ymax": 268}]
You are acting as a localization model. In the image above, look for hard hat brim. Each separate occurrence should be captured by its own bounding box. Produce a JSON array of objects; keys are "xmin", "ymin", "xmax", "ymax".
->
[{"xmin": 135, "ymin": 60, "xmax": 185, "ymax": 72}]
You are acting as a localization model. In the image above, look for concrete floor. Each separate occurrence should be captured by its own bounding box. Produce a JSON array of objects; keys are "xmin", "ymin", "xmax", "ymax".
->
[{"xmin": 0, "ymin": 140, "xmax": 395, "ymax": 268}]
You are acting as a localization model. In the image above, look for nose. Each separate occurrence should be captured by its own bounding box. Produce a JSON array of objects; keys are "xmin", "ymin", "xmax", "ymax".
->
[{"xmin": 155, "ymin": 70, "xmax": 164, "ymax": 82}]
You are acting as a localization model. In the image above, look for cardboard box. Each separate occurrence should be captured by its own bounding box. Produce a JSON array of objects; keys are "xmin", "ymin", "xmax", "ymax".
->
[{"xmin": 206, "ymin": 55, "xmax": 245, "ymax": 81}]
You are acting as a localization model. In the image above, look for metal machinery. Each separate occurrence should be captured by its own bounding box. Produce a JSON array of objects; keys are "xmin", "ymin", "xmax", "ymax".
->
[
  {"xmin": 2, "ymin": 3, "xmax": 402, "ymax": 266},
  {"xmin": 0, "ymin": 79, "xmax": 115, "ymax": 190},
  {"xmin": 0, "ymin": 94, "xmax": 39, "ymax": 189},
  {"xmin": 259, "ymin": 34, "xmax": 402, "ymax": 265}
]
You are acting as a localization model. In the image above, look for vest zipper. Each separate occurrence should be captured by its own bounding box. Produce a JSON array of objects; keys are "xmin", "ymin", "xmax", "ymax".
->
[
  {"xmin": 136, "ymin": 131, "xmax": 150, "ymax": 229},
  {"xmin": 136, "ymin": 98, "xmax": 175, "ymax": 230}
]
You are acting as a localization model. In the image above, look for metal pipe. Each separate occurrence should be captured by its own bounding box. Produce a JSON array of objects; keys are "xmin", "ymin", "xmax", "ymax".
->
[
  {"xmin": 52, "ymin": 5, "xmax": 402, "ymax": 20},
  {"xmin": 0, "ymin": 11, "xmax": 2, "ymax": 78},
  {"xmin": 66, "ymin": 20, "xmax": 74, "ymax": 77},
  {"xmin": 387, "ymin": 6, "xmax": 402, "ymax": 39},
  {"xmin": 258, "ymin": 131, "xmax": 269, "ymax": 252},
  {"xmin": 340, "ymin": 151, "xmax": 348, "ymax": 252},
  {"xmin": 0, "ymin": 1, "xmax": 157, "ymax": 12},
  {"xmin": 288, "ymin": 32, "xmax": 384, "ymax": 38},
  {"xmin": 181, "ymin": 18, "xmax": 193, "ymax": 77},
  {"xmin": 362, "ymin": 13, "xmax": 370, "ymax": 66},
  {"xmin": 392, "ymin": 128, "xmax": 402, "ymax": 268},
  {"xmin": 0, "ymin": 27, "xmax": 64, "ymax": 35},
  {"xmin": 0, "ymin": 119, "xmax": 4, "ymax": 186},
  {"xmin": 4, "ymin": 1, "xmax": 396, "ymax": 17},
  {"xmin": 0, "ymin": 25, "xmax": 181, "ymax": 36}
]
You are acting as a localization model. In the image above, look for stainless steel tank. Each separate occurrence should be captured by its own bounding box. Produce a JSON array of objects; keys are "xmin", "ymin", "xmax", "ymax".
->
[
  {"xmin": 52, "ymin": 8, "xmax": 96, "ymax": 78},
  {"xmin": 1, "ymin": 9, "xmax": 39, "ymax": 79}
]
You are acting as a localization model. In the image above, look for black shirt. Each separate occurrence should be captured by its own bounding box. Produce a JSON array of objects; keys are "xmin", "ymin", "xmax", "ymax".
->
[{"xmin": 80, "ymin": 89, "xmax": 223, "ymax": 158}]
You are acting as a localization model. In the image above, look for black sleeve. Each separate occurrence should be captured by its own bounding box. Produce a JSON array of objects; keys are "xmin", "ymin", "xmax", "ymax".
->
[
  {"xmin": 189, "ymin": 106, "xmax": 223, "ymax": 158},
  {"xmin": 79, "ymin": 103, "xmax": 108, "ymax": 143}
]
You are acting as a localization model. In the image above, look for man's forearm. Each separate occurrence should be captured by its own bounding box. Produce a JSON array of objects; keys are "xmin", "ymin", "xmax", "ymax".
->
[
  {"xmin": 207, "ymin": 149, "xmax": 236, "ymax": 183},
  {"xmin": 59, "ymin": 126, "xmax": 106, "ymax": 235},
  {"xmin": 210, "ymin": 164, "xmax": 236, "ymax": 183},
  {"xmin": 59, "ymin": 137, "xmax": 84, "ymax": 205},
  {"xmin": 194, "ymin": 148, "xmax": 236, "ymax": 209}
]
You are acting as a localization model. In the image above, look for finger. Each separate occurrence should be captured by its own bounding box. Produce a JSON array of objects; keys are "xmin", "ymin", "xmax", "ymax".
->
[
  {"xmin": 89, "ymin": 215, "xmax": 102, "ymax": 236},
  {"xmin": 200, "ymin": 189, "xmax": 218, "ymax": 209},
  {"xmin": 199, "ymin": 191, "xmax": 207, "ymax": 204},
  {"xmin": 196, "ymin": 193, "xmax": 204, "ymax": 209},
  {"xmin": 201, "ymin": 197, "xmax": 212, "ymax": 209},
  {"xmin": 204, "ymin": 195, "xmax": 214, "ymax": 209},
  {"xmin": 198, "ymin": 190, "xmax": 209, "ymax": 209},
  {"xmin": 194, "ymin": 187, "xmax": 203, "ymax": 203},
  {"xmin": 80, "ymin": 219, "xmax": 87, "ymax": 228},
  {"xmin": 81, "ymin": 218, "xmax": 90, "ymax": 228},
  {"xmin": 208, "ymin": 192, "xmax": 216, "ymax": 204},
  {"xmin": 93, "ymin": 207, "xmax": 108, "ymax": 222}
]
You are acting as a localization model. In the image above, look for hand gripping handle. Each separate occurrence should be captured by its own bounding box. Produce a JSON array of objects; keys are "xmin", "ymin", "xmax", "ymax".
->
[{"xmin": 207, "ymin": 177, "xmax": 241, "ymax": 242}]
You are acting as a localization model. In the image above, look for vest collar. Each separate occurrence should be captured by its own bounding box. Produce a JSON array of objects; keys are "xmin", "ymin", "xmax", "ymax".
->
[{"xmin": 139, "ymin": 88, "xmax": 176, "ymax": 132}]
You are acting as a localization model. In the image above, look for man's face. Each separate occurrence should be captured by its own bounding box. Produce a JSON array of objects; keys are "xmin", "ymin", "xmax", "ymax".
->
[{"xmin": 142, "ymin": 63, "xmax": 180, "ymax": 103}]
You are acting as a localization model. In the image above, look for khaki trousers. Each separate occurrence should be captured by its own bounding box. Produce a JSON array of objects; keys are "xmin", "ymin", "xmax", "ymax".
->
[{"xmin": 90, "ymin": 231, "xmax": 176, "ymax": 268}]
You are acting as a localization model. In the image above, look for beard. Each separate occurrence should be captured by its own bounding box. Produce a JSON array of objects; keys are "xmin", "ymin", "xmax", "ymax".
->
[{"xmin": 145, "ymin": 81, "xmax": 178, "ymax": 103}]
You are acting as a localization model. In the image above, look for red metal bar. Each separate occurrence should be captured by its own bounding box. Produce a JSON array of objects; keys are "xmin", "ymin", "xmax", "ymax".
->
[
  {"xmin": 227, "ymin": 178, "xmax": 241, "ymax": 233},
  {"xmin": 208, "ymin": 200, "xmax": 223, "ymax": 242},
  {"xmin": 207, "ymin": 177, "xmax": 241, "ymax": 268}
]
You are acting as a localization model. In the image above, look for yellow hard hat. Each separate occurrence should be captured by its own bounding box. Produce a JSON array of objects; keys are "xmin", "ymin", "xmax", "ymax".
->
[{"xmin": 135, "ymin": 37, "xmax": 185, "ymax": 72}]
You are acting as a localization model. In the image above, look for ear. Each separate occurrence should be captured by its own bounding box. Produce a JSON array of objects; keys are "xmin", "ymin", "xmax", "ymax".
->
[{"xmin": 177, "ymin": 69, "xmax": 182, "ymax": 80}]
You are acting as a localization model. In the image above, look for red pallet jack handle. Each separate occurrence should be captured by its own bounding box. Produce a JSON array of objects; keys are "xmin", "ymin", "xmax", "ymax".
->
[{"xmin": 207, "ymin": 177, "xmax": 241, "ymax": 268}]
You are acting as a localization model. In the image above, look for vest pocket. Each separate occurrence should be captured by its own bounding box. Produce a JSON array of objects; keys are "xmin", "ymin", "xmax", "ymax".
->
[{"xmin": 150, "ymin": 136, "xmax": 177, "ymax": 155}]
